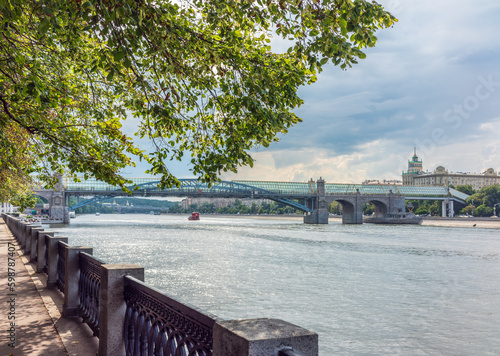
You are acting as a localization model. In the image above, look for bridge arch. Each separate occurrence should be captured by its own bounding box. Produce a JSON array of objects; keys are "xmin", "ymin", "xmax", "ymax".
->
[
  {"xmin": 324, "ymin": 197, "xmax": 361, "ymax": 224},
  {"xmin": 364, "ymin": 199, "xmax": 389, "ymax": 218},
  {"xmin": 34, "ymin": 191, "xmax": 52, "ymax": 203},
  {"xmin": 33, "ymin": 194, "xmax": 49, "ymax": 204},
  {"xmin": 336, "ymin": 199, "xmax": 356, "ymax": 224}
]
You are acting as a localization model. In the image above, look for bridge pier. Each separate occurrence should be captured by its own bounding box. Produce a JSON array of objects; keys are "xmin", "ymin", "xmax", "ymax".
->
[
  {"xmin": 341, "ymin": 202, "xmax": 363, "ymax": 224},
  {"xmin": 337, "ymin": 191, "xmax": 363, "ymax": 224},
  {"xmin": 304, "ymin": 178, "xmax": 329, "ymax": 224},
  {"xmin": 303, "ymin": 210, "xmax": 329, "ymax": 224},
  {"xmin": 441, "ymin": 200, "xmax": 454, "ymax": 217},
  {"xmin": 34, "ymin": 175, "xmax": 69, "ymax": 223}
]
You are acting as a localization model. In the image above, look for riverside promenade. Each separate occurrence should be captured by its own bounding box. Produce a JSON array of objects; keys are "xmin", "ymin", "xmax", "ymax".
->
[{"xmin": 0, "ymin": 220, "xmax": 98, "ymax": 356}]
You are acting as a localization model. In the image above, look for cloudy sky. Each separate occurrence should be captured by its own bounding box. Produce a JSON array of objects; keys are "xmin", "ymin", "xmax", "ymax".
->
[{"xmin": 127, "ymin": 0, "xmax": 500, "ymax": 184}]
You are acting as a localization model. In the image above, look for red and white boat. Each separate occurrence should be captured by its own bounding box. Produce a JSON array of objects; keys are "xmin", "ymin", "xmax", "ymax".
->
[{"xmin": 188, "ymin": 212, "xmax": 200, "ymax": 220}]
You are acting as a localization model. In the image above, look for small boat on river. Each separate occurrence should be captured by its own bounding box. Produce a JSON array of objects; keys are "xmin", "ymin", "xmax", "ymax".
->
[{"xmin": 188, "ymin": 212, "xmax": 200, "ymax": 221}]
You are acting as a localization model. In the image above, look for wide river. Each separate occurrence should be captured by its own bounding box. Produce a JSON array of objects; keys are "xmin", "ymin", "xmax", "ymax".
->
[{"xmin": 48, "ymin": 214, "xmax": 500, "ymax": 355}]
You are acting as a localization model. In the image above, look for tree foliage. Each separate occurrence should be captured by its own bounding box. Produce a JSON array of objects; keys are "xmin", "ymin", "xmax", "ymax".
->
[
  {"xmin": 0, "ymin": 122, "xmax": 34, "ymax": 201},
  {"xmin": 0, "ymin": 0, "xmax": 396, "ymax": 195},
  {"xmin": 9, "ymin": 192, "xmax": 37, "ymax": 212},
  {"xmin": 328, "ymin": 201, "xmax": 342, "ymax": 214},
  {"xmin": 169, "ymin": 199, "xmax": 299, "ymax": 214},
  {"xmin": 463, "ymin": 185, "xmax": 500, "ymax": 216},
  {"xmin": 406, "ymin": 199, "xmax": 442, "ymax": 216},
  {"xmin": 455, "ymin": 185, "xmax": 475, "ymax": 196}
]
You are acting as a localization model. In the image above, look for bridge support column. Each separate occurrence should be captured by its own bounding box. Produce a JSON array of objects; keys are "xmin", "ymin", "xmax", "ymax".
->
[
  {"xmin": 388, "ymin": 192, "xmax": 406, "ymax": 215},
  {"xmin": 441, "ymin": 200, "xmax": 454, "ymax": 217},
  {"xmin": 50, "ymin": 192, "xmax": 69, "ymax": 223},
  {"xmin": 304, "ymin": 178, "xmax": 329, "ymax": 224},
  {"xmin": 340, "ymin": 191, "xmax": 363, "ymax": 224},
  {"xmin": 49, "ymin": 175, "xmax": 69, "ymax": 223},
  {"xmin": 342, "ymin": 212, "xmax": 363, "ymax": 224},
  {"xmin": 304, "ymin": 210, "xmax": 329, "ymax": 224},
  {"xmin": 341, "ymin": 200, "xmax": 363, "ymax": 224}
]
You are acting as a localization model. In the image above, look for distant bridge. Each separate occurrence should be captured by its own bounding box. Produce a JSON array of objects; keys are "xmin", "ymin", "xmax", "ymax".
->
[{"xmin": 34, "ymin": 177, "xmax": 469, "ymax": 224}]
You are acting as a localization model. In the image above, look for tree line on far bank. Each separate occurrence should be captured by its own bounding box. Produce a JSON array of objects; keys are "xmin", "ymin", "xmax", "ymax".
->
[{"xmin": 169, "ymin": 200, "xmax": 300, "ymax": 215}]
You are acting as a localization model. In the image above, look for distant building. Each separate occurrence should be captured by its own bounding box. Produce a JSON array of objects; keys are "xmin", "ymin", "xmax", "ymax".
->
[
  {"xmin": 402, "ymin": 149, "xmax": 500, "ymax": 190},
  {"xmin": 363, "ymin": 179, "xmax": 402, "ymax": 185},
  {"xmin": 402, "ymin": 147, "xmax": 424, "ymax": 185}
]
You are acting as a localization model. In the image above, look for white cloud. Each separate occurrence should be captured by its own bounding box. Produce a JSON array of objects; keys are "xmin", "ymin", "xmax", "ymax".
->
[
  {"xmin": 479, "ymin": 118, "xmax": 500, "ymax": 134},
  {"xmin": 222, "ymin": 139, "xmax": 411, "ymax": 183}
]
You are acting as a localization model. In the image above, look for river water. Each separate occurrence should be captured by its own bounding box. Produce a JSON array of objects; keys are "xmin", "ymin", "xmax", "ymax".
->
[{"xmin": 47, "ymin": 214, "xmax": 500, "ymax": 355}]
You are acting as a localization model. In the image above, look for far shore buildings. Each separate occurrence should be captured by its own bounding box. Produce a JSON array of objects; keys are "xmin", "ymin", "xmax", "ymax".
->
[{"xmin": 402, "ymin": 149, "xmax": 500, "ymax": 190}]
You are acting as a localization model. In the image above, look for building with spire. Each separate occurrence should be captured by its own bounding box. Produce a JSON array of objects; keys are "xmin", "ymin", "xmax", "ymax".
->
[
  {"xmin": 402, "ymin": 149, "xmax": 500, "ymax": 189},
  {"xmin": 402, "ymin": 147, "xmax": 424, "ymax": 185}
]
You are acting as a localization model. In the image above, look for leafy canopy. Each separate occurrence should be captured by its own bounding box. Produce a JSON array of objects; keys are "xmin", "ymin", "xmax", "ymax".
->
[{"xmin": 0, "ymin": 0, "xmax": 396, "ymax": 192}]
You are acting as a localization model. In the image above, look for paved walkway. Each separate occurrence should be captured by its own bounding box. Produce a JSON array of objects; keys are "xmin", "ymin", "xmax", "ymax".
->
[{"xmin": 0, "ymin": 220, "xmax": 98, "ymax": 356}]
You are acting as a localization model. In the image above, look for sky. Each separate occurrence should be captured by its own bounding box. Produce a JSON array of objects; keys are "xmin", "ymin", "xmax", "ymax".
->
[{"xmin": 124, "ymin": 0, "xmax": 500, "ymax": 184}]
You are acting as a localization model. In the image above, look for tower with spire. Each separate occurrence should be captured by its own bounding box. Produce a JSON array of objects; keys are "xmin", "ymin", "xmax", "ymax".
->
[{"xmin": 402, "ymin": 147, "xmax": 423, "ymax": 185}]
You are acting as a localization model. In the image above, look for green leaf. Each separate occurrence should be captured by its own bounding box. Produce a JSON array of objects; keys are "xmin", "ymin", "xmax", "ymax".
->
[
  {"xmin": 38, "ymin": 18, "xmax": 50, "ymax": 34},
  {"xmin": 107, "ymin": 69, "xmax": 115, "ymax": 81},
  {"xmin": 113, "ymin": 50, "xmax": 126, "ymax": 62},
  {"xmin": 42, "ymin": 6, "xmax": 53, "ymax": 15}
]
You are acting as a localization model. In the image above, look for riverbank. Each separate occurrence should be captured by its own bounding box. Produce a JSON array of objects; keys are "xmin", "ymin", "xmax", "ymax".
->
[{"xmin": 421, "ymin": 217, "xmax": 500, "ymax": 229}]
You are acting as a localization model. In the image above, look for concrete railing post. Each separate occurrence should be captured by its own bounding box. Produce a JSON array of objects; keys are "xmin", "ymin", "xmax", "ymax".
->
[
  {"xmin": 19, "ymin": 221, "xmax": 26, "ymax": 247},
  {"xmin": 99, "ymin": 264, "xmax": 144, "ymax": 356},
  {"xmin": 30, "ymin": 227, "xmax": 44, "ymax": 262},
  {"xmin": 62, "ymin": 245, "xmax": 93, "ymax": 317},
  {"xmin": 23, "ymin": 223, "xmax": 31, "ymax": 252},
  {"xmin": 16, "ymin": 220, "xmax": 22, "ymax": 240},
  {"xmin": 213, "ymin": 318, "xmax": 318, "ymax": 356},
  {"xmin": 5, "ymin": 216, "xmax": 17, "ymax": 239},
  {"xmin": 46, "ymin": 236, "xmax": 69, "ymax": 289},
  {"xmin": 16, "ymin": 219, "xmax": 22, "ymax": 240},
  {"xmin": 21, "ymin": 223, "xmax": 36, "ymax": 250},
  {"xmin": 37, "ymin": 231, "xmax": 54, "ymax": 273},
  {"xmin": 7, "ymin": 216, "xmax": 15, "ymax": 238}
]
